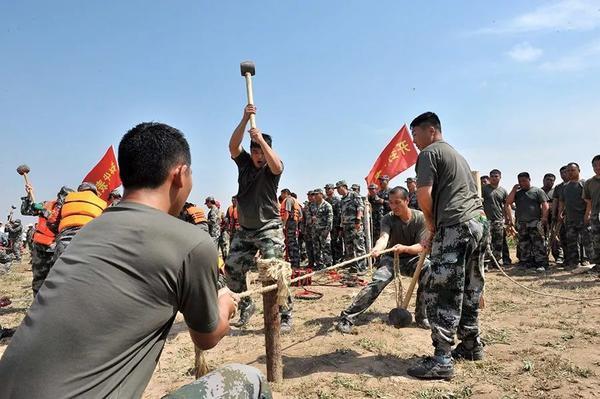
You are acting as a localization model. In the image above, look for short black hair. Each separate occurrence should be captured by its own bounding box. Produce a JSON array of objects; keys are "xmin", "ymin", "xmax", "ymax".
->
[
  {"xmin": 119, "ymin": 122, "xmax": 191, "ymax": 189},
  {"xmin": 481, "ymin": 175, "xmax": 490, "ymax": 180},
  {"xmin": 517, "ymin": 172, "xmax": 530, "ymax": 179},
  {"xmin": 566, "ymin": 162, "xmax": 580, "ymax": 170},
  {"xmin": 489, "ymin": 169, "xmax": 501, "ymax": 176},
  {"xmin": 559, "ymin": 165, "xmax": 568, "ymax": 172},
  {"xmin": 250, "ymin": 134, "xmax": 272, "ymax": 150},
  {"xmin": 291, "ymin": 193, "xmax": 297, "ymax": 199},
  {"xmin": 281, "ymin": 188, "xmax": 291, "ymax": 195},
  {"xmin": 543, "ymin": 173, "xmax": 556, "ymax": 180},
  {"xmin": 410, "ymin": 112, "xmax": 441, "ymax": 132},
  {"xmin": 593, "ymin": 155, "xmax": 600, "ymax": 164},
  {"xmin": 389, "ymin": 186, "xmax": 409, "ymax": 200}
]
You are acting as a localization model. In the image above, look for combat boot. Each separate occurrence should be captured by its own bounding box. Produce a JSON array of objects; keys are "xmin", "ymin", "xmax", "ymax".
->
[
  {"xmin": 407, "ymin": 356, "xmax": 454, "ymax": 380},
  {"xmin": 336, "ymin": 318, "xmax": 353, "ymax": 334},
  {"xmin": 452, "ymin": 340, "xmax": 485, "ymax": 361},
  {"xmin": 233, "ymin": 300, "xmax": 255, "ymax": 327},
  {"xmin": 280, "ymin": 315, "xmax": 293, "ymax": 333}
]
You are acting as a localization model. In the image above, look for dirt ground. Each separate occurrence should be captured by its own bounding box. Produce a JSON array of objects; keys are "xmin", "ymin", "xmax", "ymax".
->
[{"xmin": 1, "ymin": 252, "xmax": 600, "ymax": 399}]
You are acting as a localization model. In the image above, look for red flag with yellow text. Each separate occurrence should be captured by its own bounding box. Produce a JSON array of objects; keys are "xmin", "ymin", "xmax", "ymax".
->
[
  {"xmin": 83, "ymin": 146, "xmax": 121, "ymax": 201},
  {"xmin": 365, "ymin": 125, "xmax": 418, "ymax": 186}
]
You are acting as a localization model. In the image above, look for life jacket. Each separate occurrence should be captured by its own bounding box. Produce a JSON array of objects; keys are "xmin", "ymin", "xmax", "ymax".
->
[
  {"xmin": 280, "ymin": 197, "xmax": 302, "ymax": 223},
  {"xmin": 33, "ymin": 200, "xmax": 57, "ymax": 246},
  {"xmin": 187, "ymin": 206, "xmax": 207, "ymax": 224},
  {"xmin": 58, "ymin": 191, "xmax": 107, "ymax": 233}
]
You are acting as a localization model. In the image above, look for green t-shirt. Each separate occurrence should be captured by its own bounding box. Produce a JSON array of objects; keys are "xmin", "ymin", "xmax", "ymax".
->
[
  {"xmin": 415, "ymin": 141, "xmax": 483, "ymax": 228},
  {"xmin": 560, "ymin": 180, "xmax": 587, "ymax": 223},
  {"xmin": 515, "ymin": 187, "xmax": 548, "ymax": 222},
  {"xmin": 482, "ymin": 184, "xmax": 508, "ymax": 221},
  {"xmin": 583, "ymin": 176, "xmax": 600, "ymax": 218},
  {"xmin": 0, "ymin": 202, "xmax": 220, "ymax": 399},
  {"xmin": 380, "ymin": 210, "xmax": 428, "ymax": 260}
]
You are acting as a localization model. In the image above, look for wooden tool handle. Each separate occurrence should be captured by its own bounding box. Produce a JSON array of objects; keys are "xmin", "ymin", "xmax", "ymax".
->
[
  {"xmin": 23, "ymin": 173, "xmax": 35, "ymax": 203},
  {"xmin": 244, "ymin": 73, "xmax": 256, "ymax": 129},
  {"xmin": 401, "ymin": 251, "xmax": 427, "ymax": 309}
]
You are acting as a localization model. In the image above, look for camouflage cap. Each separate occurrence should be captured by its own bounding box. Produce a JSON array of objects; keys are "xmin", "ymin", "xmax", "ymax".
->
[
  {"xmin": 205, "ymin": 196, "xmax": 215, "ymax": 203},
  {"xmin": 324, "ymin": 183, "xmax": 335, "ymax": 190},
  {"xmin": 335, "ymin": 180, "xmax": 347, "ymax": 188},
  {"xmin": 307, "ymin": 190, "xmax": 314, "ymax": 195},
  {"xmin": 367, "ymin": 183, "xmax": 378, "ymax": 189},
  {"xmin": 313, "ymin": 188, "xmax": 324, "ymax": 195},
  {"xmin": 78, "ymin": 182, "xmax": 98, "ymax": 194},
  {"xmin": 351, "ymin": 184, "xmax": 360, "ymax": 191},
  {"xmin": 378, "ymin": 175, "xmax": 390, "ymax": 181}
]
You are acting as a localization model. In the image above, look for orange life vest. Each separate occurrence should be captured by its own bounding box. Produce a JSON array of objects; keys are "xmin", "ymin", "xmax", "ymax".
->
[
  {"xmin": 280, "ymin": 197, "xmax": 302, "ymax": 223},
  {"xmin": 187, "ymin": 206, "xmax": 207, "ymax": 224},
  {"xmin": 58, "ymin": 191, "xmax": 107, "ymax": 232},
  {"xmin": 33, "ymin": 200, "xmax": 57, "ymax": 246}
]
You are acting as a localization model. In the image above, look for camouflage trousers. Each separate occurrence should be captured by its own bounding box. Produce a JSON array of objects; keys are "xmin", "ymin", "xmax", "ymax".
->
[
  {"xmin": 312, "ymin": 228, "xmax": 332, "ymax": 269},
  {"xmin": 341, "ymin": 224, "xmax": 367, "ymax": 273},
  {"xmin": 284, "ymin": 220, "xmax": 301, "ymax": 267},
  {"xmin": 423, "ymin": 215, "xmax": 489, "ymax": 356},
  {"xmin": 9, "ymin": 239, "xmax": 21, "ymax": 261},
  {"xmin": 303, "ymin": 231, "xmax": 315, "ymax": 267},
  {"xmin": 31, "ymin": 243, "xmax": 55, "ymax": 297},
  {"xmin": 162, "ymin": 363, "xmax": 272, "ymax": 399},
  {"xmin": 486, "ymin": 220, "xmax": 505, "ymax": 264},
  {"xmin": 517, "ymin": 220, "xmax": 548, "ymax": 267},
  {"xmin": 371, "ymin": 214, "xmax": 382, "ymax": 247},
  {"xmin": 330, "ymin": 227, "xmax": 344, "ymax": 264},
  {"xmin": 52, "ymin": 226, "xmax": 80, "ymax": 264},
  {"xmin": 590, "ymin": 217, "xmax": 600, "ymax": 264},
  {"xmin": 341, "ymin": 254, "xmax": 430, "ymax": 323},
  {"xmin": 565, "ymin": 220, "xmax": 593, "ymax": 266},
  {"xmin": 225, "ymin": 220, "xmax": 291, "ymax": 317},
  {"xmin": 219, "ymin": 231, "xmax": 230, "ymax": 260}
]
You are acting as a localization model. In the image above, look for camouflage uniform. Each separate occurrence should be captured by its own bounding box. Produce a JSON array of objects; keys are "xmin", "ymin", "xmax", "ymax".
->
[
  {"xmin": 163, "ymin": 363, "xmax": 272, "ymax": 399},
  {"xmin": 207, "ymin": 206, "xmax": 221, "ymax": 246},
  {"xmin": 341, "ymin": 254, "xmax": 430, "ymax": 324},
  {"xmin": 302, "ymin": 197, "xmax": 316, "ymax": 267},
  {"xmin": 517, "ymin": 221, "xmax": 548, "ymax": 266},
  {"xmin": 377, "ymin": 187, "xmax": 391, "ymax": 214},
  {"xmin": 423, "ymin": 215, "xmax": 489, "ymax": 356},
  {"xmin": 338, "ymin": 182, "xmax": 367, "ymax": 273},
  {"xmin": 591, "ymin": 217, "xmax": 600, "ymax": 264},
  {"xmin": 367, "ymin": 189, "xmax": 384, "ymax": 243},
  {"xmin": 408, "ymin": 191, "xmax": 420, "ymax": 210},
  {"xmin": 561, "ymin": 180, "xmax": 592, "ymax": 266},
  {"xmin": 325, "ymin": 185, "xmax": 344, "ymax": 263},
  {"xmin": 5, "ymin": 220, "xmax": 23, "ymax": 261},
  {"xmin": 312, "ymin": 196, "xmax": 333, "ymax": 269},
  {"xmin": 225, "ymin": 220, "xmax": 291, "ymax": 317}
]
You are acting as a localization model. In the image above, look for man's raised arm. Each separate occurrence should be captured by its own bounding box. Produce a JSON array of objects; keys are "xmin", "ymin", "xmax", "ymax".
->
[{"xmin": 229, "ymin": 105, "xmax": 255, "ymax": 158}]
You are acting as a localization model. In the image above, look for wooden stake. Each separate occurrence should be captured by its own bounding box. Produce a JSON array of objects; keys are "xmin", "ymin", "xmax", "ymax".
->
[{"xmin": 262, "ymin": 280, "xmax": 283, "ymax": 382}]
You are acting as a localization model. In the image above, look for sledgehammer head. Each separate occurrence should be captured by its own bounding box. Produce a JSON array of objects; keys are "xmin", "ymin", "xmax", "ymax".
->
[
  {"xmin": 16, "ymin": 164, "xmax": 30, "ymax": 175},
  {"xmin": 388, "ymin": 307, "xmax": 412, "ymax": 328},
  {"xmin": 240, "ymin": 61, "xmax": 255, "ymax": 76}
]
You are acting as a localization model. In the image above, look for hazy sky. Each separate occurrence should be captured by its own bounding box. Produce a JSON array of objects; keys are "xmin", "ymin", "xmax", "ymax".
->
[{"xmin": 1, "ymin": 0, "xmax": 599, "ymax": 222}]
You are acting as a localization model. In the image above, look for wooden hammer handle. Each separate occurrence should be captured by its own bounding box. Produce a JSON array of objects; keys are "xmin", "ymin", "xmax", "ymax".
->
[
  {"xmin": 244, "ymin": 72, "xmax": 257, "ymax": 129},
  {"xmin": 22, "ymin": 173, "xmax": 35, "ymax": 203},
  {"xmin": 401, "ymin": 251, "xmax": 427, "ymax": 309}
]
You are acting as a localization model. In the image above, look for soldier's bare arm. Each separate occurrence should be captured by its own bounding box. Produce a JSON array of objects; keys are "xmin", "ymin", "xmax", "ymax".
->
[{"xmin": 229, "ymin": 105, "xmax": 255, "ymax": 158}]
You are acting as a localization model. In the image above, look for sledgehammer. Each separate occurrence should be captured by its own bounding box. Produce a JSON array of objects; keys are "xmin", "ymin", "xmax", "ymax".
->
[
  {"xmin": 240, "ymin": 61, "xmax": 257, "ymax": 129},
  {"xmin": 16, "ymin": 164, "xmax": 35, "ymax": 202}
]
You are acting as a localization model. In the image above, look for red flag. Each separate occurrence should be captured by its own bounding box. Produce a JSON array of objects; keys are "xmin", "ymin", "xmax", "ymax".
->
[
  {"xmin": 83, "ymin": 146, "xmax": 122, "ymax": 201},
  {"xmin": 365, "ymin": 125, "xmax": 418, "ymax": 186}
]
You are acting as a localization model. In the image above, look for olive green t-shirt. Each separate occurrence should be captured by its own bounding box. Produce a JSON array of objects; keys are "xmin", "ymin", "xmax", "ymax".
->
[
  {"xmin": 583, "ymin": 176, "xmax": 600, "ymax": 218},
  {"xmin": 482, "ymin": 184, "xmax": 508, "ymax": 222},
  {"xmin": 560, "ymin": 180, "xmax": 587, "ymax": 223},
  {"xmin": 380, "ymin": 210, "xmax": 428, "ymax": 260},
  {"xmin": 0, "ymin": 202, "xmax": 220, "ymax": 399},
  {"xmin": 515, "ymin": 187, "xmax": 548, "ymax": 222},
  {"xmin": 415, "ymin": 141, "xmax": 483, "ymax": 228}
]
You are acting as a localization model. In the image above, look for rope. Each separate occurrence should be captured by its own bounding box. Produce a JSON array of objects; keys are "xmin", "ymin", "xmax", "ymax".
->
[
  {"xmin": 256, "ymin": 258, "xmax": 292, "ymax": 310},
  {"xmin": 489, "ymin": 252, "xmax": 600, "ymax": 302},
  {"xmin": 392, "ymin": 252, "xmax": 403, "ymax": 309}
]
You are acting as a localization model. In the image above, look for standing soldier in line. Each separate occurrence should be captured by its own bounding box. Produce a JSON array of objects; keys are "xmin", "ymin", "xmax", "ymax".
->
[
  {"xmin": 49, "ymin": 182, "xmax": 107, "ymax": 263},
  {"xmin": 506, "ymin": 172, "xmax": 549, "ymax": 271},
  {"xmin": 367, "ymin": 183, "xmax": 384, "ymax": 244},
  {"xmin": 312, "ymin": 189, "xmax": 333, "ymax": 270},
  {"xmin": 351, "ymin": 184, "xmax": 361, "ymax": 195},
  {"xmin": 216, "ymin": 201, "xmax": 230, "ymax": 259},
  {"xmin": 205, "ymin": 197, "xmax": 221, "ymax": 247},
  {"xmin": 482, "ymin": 169, "xmax": 509, "ymax": 266},
  {"xmin": 226, "ymin": 104, "xmax": 292, "ymax": 330},
  {"xmin": 280, "ymin": 188, "xmax": 302, "ymax": 268},
  {"xmin": 583, "ymin": 155, "xmax": 600, "ymax": 270},
  {"xmin": 179, "ymin": 202, "xmax": 209, "ymax": 233},
  {"xmin": 552, "ymin": 166, "xmax": 569, "ymax": 264},
  {"xmin": 5, "ymin": 219, "xmax": 23, "ymax": 262},
  {"xmin": 21, "ymin": 185, "xmax": 73, "ymax": 296},
  {"xmin": 224, "ymin": 196, "xmax": 240, "ymax": 243},
  {"xmin": 377, "ymin": 175, "xmax": 392, "ymax": 214},
  {"xmin": 407, "ymin": 112, "xmax": 488, "ymax": 380},
  {"xmin": 541, "ymin": 173, "xmax": 560, "ymax": 262},
  {"xmin": 336, "ymin": 180, "xmax": 367, "ymax": 276},
  {"xmin": 302, "ymin": 191, "xmax": 317, "ymax": 268},
  {"xmin": 406, "ymin": 177, "xmax": 420, "ymax": 210},
  {"xmin": 559, "ymin": 162, "xmax": 592, "ymax": 268},
  {"xmin": 325, "ymin": 183, "xmax": 344, "ymax": 263}
]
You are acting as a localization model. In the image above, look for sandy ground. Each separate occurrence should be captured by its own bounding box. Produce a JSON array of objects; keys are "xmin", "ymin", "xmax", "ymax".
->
[{"xmin": 1, "ymin": 252, "xmax": 600, "ymax": 399}]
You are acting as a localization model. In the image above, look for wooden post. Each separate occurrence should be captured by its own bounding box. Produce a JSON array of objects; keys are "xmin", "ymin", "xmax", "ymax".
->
[{"xmin": 262, "ymin": 280, "xmax": 283, "ymax": 382}]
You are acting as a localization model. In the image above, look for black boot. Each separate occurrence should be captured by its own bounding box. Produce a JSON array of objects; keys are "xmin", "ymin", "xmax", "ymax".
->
[
  {"xmin": 233, "ymin": 299, "xmax": 255, "ymax": 327},
  {"xmin": 452, "ymin": 340, "xmax": 485, "ymax": 361},
  {"xmin": 407, "ymin": 356, "xmax": 454, "ymax": 380}
]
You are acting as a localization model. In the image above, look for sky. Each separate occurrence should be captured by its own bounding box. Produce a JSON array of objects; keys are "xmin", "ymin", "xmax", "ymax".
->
[{"xmin": 1, "ymin": 0, "xmax": 599, "ymax": 223}]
